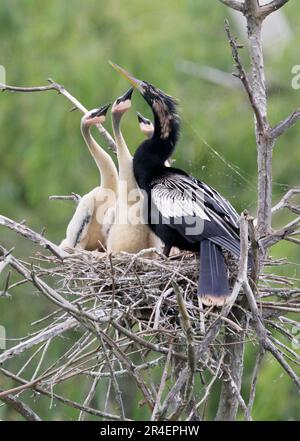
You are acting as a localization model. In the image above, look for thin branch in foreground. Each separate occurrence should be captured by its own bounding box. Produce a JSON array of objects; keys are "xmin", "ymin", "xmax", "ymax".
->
[
  {"xmin": 218, "ymin": 0, "xmax": 244, "ymax": 12},
  {"xmin": 271, "ymin": 188, "xmax": 300, "ymax": 214},
  {"xmin": 243, "ymin": 280, "xmax": 300, "ymax": 391},
  {"xmin": 0, "ymin": 387, "xmax": 42, "ymax": 421},
  {"xmin": 259, "ymin": 0, "xmax": 290, "ymax": 19},
  {"xmin": 224, "ymin": 19, "xmax": 266, "ymax": 134},
  {"xmin": 261, "ymin": 216, "xmax": 300, "ymax": 249},
  {"xmin": 244, "ymin": 346, "xmax": 265, "ymax": 421},
  {"xmin": 0, "ymin": 215, "xmax": 67, "ymax": 259},
  {"xmin": 0, "ymin": 78, "xmax": 117, "ymax": 153},
  {"xmin": 0, "ymin": 368, "xmax": 127, "ymax": 421},
  {"xmin": 49, "ymin": 193, "xmax": 81, "ymax": 204},
  {"xmin": 271, "ymin": 109, "xmax": 300, "ymax": 139}
]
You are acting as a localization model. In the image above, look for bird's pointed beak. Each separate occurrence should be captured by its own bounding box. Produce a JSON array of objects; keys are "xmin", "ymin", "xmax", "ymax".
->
[
  {"xmin": 92, "ymin": 103, "xmax": 111, "ymax": 118},
  {"xmin": 119, "ymin": 87, "xmax": 134, "ymax": 102},
  {"xmin": 109, "ymin": 61, "xmax": 145, "ymax": 92},
  {"xmin": 137, "ymin": 112, "xmax": 148, "ymax": 124}
]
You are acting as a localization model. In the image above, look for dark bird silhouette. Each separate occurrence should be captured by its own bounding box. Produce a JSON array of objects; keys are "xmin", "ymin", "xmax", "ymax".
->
[{"xmin": 111, "ymin": 63, "xmax": 243, "ymax": 306}]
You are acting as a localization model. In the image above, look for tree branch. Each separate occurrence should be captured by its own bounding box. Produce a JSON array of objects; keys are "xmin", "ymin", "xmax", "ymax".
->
[
  {"xmin": 271, "ymin": 188, "xmax": 300, "ymax": 214},
  {"xmin": 259, "ymin": 0, "xmax": 290, "ymax": 19},
  {"xmin": 218, "ymin": 0, "xmax": 244, "ymax": 12},
  {"xmin": 0, "ymin": 387, "xmax": 42, "ymax": 421},
  {"xmin": 260, "ymin": 216, "xmax": 300, "ymax": 249},
  {"xmin": 0, "ymin": 215, "xmax": 67, "ymax": 259},
  {"xmin": 270, "ymin": 109, "xmax": 300, "ymax": 139},
  {"xmin": 244, "ymin": 346, "xmax": 265, "ymax": 420},
  {"xmin": 0, "ymin": 78, "xmax": 117, "ymax": 153},
  {"xmin": 224, "ymin": 19, "xmax": 266, "ymax": 134},
  {"xmin": 49, "ymin": 193, "xmax": 81, "ymax": 204}
]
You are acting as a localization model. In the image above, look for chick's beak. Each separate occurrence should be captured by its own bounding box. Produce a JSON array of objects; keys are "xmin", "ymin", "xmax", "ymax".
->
[
  {"xmin": 91, "ymin": 103, "xmax": 111, "ymax": 118},
  {"xmin": 109, "ymin": 61, "xmax": 145, "ymax": 93},
  {"xmin": 137, "ymin": 112, "xmax": 149, "ymax": 125},
  {"xmin": 120, "ymin": 87, "xmax": 134, "ymax": 102}
]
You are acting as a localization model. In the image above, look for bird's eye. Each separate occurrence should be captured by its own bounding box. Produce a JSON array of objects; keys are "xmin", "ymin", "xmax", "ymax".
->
[{"xmin": 116, "ymin": 98, "xmax": 121, "ymax": 105}]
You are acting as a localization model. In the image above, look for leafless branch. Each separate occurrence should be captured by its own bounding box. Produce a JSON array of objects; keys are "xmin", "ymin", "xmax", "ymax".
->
[
  {"xmin": 272, "ymin": 188, "xmax": 300, "ymax": 214},
  {"xmin": 0, "ymin": 78, "xmax": 117, "ymax": 153},
  {"xmin": 243, "ymin": 281, "xmax": 300, "ymax": 391},
  {"xmin": 49, "ymin": 193, "xmax": 81, "ymax": 204},
  {"xmin": 218, "ymin": 0, "xmax": 244, "ymax": 12},
  {"xmin": 244, "ymin": 346, "xmax": 265, "ymax": 420},
  {"xmin": 0, "ymin": 368, "xmax": 127, "ymax": 421},
  {"xmin": 259, "ymin": 0, "xmax": 290, "ymax": 19},
  {"xmin": 0, "ymin": 387, "xmax": 42, "ymax": 421},
  {"xmin": 271, "ymin": 109, "xmax": 300, "ymax": 139},
  {"xmin": 261, "ymin": 216, "xmax": 300, "ymax": 249},
  {"xmin": 224, "ymin": 19, "xmax": 266, "ymax": 134},
  {"xmin": 0, "ymin": 215, "xmax": 67, "ymax": 259}
]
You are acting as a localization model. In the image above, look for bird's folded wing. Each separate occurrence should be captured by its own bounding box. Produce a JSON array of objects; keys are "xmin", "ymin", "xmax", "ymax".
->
[{"xmin": 150, "ymin": 173, "xmax": 210, "ymax": 220}]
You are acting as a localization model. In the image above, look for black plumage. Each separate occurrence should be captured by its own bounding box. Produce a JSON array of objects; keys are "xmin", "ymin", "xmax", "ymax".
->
[{"xmin": 111, "ymin": 63, "xmax": 244, "ymax": 306}]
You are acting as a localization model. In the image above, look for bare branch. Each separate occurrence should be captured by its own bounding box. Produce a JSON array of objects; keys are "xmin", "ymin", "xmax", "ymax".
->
[
  {"xmin": 271, "ymin": 109, "xmax": 300, "ymax": 139},
  {"xmin": 0, "ymin": 368, "xmax": 127, "ymax": 421},
  {"xmin": 49, "ymin": 193, "xmax": 81, "ymax": 204},
  {"xmin": 0, "ymin": 388, "xmax": 42, "ymax": 421},
  {"xmin": 218, "ymin": 0, "xmax": 244, "ymax": 12},
  {"xmin": 261, "ymin": 216, "xmax": 300, "ymax": 249},
  {"xmin": 272, "ymin": 188, "xmax": 300, "ymax": 214},
  {"xmin": 151, "ymin": 343, "xmax": 173, "ymax": 420},
  {"xmin": 0, "ymin": 78, "xmax": 117, "ymax": 153},
  {"xmin": 0, "ymin": 215, "xmax": 67, "ymax": 259},
  {"xmin": 224, "ymin": 20, "xmax": 266, "ymax": 135},
  {"xmin": 244, "ymin": 346, "xmax": 265, "ymax": 420},
  {"xmin": 243, "ymin": 281, "xmax": 300, "ymax": 391},
  {"xmin": 259, "ymin": 0, "xmax": 290, "ymax": 19}
]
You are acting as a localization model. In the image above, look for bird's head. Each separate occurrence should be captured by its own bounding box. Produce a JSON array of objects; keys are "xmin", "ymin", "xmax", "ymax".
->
[
  {"xmin": 111, "ymin": 88, "xmax": 134, "ymax": 115},
  {"xmin": 137, "ymin": 112, "xmax": 154, "ymax": 139},
  {"xmin": 82, "ymin": 103, "xmax": 110, "ymax": 127},
  {"xmin": 110, "ymin": 62, "xmax": 180, "ymax": 144}
]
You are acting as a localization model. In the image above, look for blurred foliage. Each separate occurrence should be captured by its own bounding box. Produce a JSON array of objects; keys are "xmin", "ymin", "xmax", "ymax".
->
[{"xmin": 0, "ymin": 0, "xmax": 299, "ymax": 421}]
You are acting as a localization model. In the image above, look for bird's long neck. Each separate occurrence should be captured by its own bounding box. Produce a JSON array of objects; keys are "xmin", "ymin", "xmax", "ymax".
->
[
  {"xmin": 112, "ymin": 112, "xmax": 135, "ymax": 186},
  {"xmin": 133, "ymin": 101, "xmax": 179, "ymax": 187},
  {"xmin": 81, "ymin": 123, "xmax": 118, "ymax": 192},
  {"xmin": 133, "ymin": 137, "xmax": 173, "ymax": 188}
]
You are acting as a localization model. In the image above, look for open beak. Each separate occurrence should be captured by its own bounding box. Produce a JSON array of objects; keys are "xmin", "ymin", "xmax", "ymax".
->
[
  {"xmin": 119, "ymin": 87, "xmax": 134, "ymax": 102},
  {"xmin": 91, "ymin": 103, "xmax": 111, "ymax": 118},
  {"xmin": 137, "ymin": 112, "xmax": 150, "ymax": 125},
  {"xmin": 109, "ymin": 61, "xmax": 145, "ymax": 92}
]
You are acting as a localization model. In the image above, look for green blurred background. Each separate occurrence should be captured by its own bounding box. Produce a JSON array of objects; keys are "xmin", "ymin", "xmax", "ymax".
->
[{"xmin": 0, "ymin": 0, "xmax": 299, "ymax": 420}]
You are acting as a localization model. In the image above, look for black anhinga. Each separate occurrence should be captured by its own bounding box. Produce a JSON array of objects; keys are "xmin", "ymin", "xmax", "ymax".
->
[{"xmin": 110, "ymin": 63, "xmax": 242, "ymax": 306}]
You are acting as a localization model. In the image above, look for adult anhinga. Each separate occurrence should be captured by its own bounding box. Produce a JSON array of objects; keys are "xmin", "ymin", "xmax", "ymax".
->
[
  {"xmin": 111, "ymin": 63, "xmax": 242, "ymax": 306},
  {"xmin": 107, "ymin": 89, "xmax": 159, "ymax": 254},
  {"xmin": 60, "ymin": 104, "xmax": 118, "ymax": 251}
]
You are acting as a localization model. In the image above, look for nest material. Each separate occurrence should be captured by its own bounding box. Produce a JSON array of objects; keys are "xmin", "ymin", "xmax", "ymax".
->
[{"xmin": 1, "ymin": 247, "xmax": 299, "ymax": 421}]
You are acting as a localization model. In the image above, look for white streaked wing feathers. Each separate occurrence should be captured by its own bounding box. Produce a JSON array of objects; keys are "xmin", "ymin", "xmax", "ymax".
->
[{"xmin": 151, "ymin": 174, "xmax": 210, "ymax": 220}]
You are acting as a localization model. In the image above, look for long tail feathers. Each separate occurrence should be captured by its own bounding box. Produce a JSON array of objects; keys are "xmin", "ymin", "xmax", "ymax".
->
[{"xmin": 198, "ymin": 240, "xmax": 231, "ymax": 306}]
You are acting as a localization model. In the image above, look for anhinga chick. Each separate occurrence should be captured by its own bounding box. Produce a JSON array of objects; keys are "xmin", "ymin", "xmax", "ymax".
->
[
  {"xmin": 60, "ymin": 104, "xmax": 118, "ymax": 252},
  {"xmin": 106, "ymin": 89, "xmax": 160, "ymax": 254},
  {"xmin": 137, "ymin": 112, "xmax": 154, "ymax": 139},
  {"xmin": 111, "ymin": 62, "xmax": 244, "ymax": 306}
]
